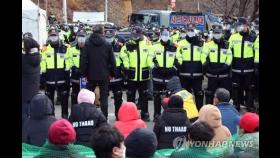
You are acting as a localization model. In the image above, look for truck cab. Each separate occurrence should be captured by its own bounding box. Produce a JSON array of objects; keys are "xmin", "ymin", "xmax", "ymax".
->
[{"xmin": 129, "ymin": 10, "xmax": 173, "ymax": 27}]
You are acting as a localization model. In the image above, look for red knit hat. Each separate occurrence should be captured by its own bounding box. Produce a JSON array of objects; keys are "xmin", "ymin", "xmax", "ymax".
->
[
  {"xmin": 239, "ymin": 112, "xmax": 259, "ymax": 133},
  {"xmin": 48, "ymin": 119, "xmax": 76, "ymax": 145}
]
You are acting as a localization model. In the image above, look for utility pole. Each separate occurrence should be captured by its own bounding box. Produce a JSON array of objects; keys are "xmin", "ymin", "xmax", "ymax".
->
[
  {"xmin": 46, "ymin": 0, "xmax": 48, "ymax": 24},
  {"xmin": 63, "ymin": 0, "xmax": 67, "ymax": 24},
  {"xmin": 105, "ymin": 0, "xmax": 108, "ymax": 22},
  {"xmin": 37, "ymin": 0, "xmax": 41, "ymax": 44},
  {"xmin": 197, "ymin": 0, "xmax": 200, "ymax": 12}
]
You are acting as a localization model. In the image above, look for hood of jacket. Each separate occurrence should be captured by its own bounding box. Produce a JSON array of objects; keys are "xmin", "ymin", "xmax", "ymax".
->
[
  {"xmin": 198, "ymin": 104, "xmax": 222, "ymax": 128},
  {"xmin": 162, "ymin": 108, "xmax": 189, "ymax": 126},
  {"xmin": 30, "ymin": 93, "xmax": 53, "ymax": 120},
  {"xmin": 118, "ymin": 102, "xmax": 139, "ymax": 122},
  {"xmin": 89, "ymin": 33, "xmax": 106, "ymax": 46}
]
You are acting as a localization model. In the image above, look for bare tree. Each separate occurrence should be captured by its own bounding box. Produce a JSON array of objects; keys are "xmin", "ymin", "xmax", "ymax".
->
[{"xmin": 251, "ymin": 0, "xmax": 259, "ymax": 21}]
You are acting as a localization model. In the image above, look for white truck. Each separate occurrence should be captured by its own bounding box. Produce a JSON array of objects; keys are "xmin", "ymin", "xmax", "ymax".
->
[{"xmin": 129, "ymin": 10, "xmax": 173, "ymax": 27}]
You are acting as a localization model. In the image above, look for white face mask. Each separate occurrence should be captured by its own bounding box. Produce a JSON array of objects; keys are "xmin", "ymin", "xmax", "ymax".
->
[
  {"xmin": 225, "ymin": 24, "xmax": 231, "ymax": 30},
  {"xmin": 161, "ymin": 36, "xmax": 169, "ymax": 42},
  {"xmin": 187, "ymin": 31, "xmax": 195, "ymax": 38},
  {"xmin": 213, "ymin": 33, "xmax": 222, "ymax": 40},
  {"xmin": 208, "ymin": 32, "xmax": 213, "ymax": 40},
  {"xmin": 237, "ymin": 25, "xmax": 245, "ymax": 32},
  {"xmin": 74, "ymin": 27, "xmax": 79, "ymax": 33},
  {"xmin": 105, "ymin": 37, "xmax": 114, "ymax": 43},
  {"xmin": 122, "ymin": 146, "xmax": 126, "ymax": 158},
  {"xmin": 255, "ymin": 30, "xmax": 259, "ymax": 35},
  {"xmin": 77, "ymin": 37, "xmax": 86, "ymax": 44},
  {"xmin": 49, "ymin": 36, "xmax": 59, "ymax": 43},
  {"xmin": 180, "ymin": 33, "xmax": 186, "ymax": 38}
]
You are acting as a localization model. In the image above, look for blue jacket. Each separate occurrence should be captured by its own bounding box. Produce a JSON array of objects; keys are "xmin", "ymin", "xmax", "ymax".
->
[{"xmin": 217, "ymin": 102, "xmax": 240, "ymax": 134}]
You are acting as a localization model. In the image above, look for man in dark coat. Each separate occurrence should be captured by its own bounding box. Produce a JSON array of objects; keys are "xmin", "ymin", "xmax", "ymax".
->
[
  {"xmin": 22, "ymin": 93, "xmax": 56, "ymax": 146},
  {"xmin": 80, "ymin": 24, "xmax": 116, "ymax": 119},
  {"xmin": 154, "ymin": 95, "xmax": 191, "ymax": 149},
  {"xmin": 22, "ymin": 35, "xmax": 41, "ymax": 124}
]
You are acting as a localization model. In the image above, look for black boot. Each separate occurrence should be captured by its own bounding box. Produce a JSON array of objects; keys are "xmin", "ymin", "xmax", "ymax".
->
[{"xmin": 141, "ymin": 112, "xmax": 150, "ymax": 122}]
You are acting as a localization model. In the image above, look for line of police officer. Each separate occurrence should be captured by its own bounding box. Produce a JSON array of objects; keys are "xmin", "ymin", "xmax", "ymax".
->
[{"xmin": 40, "ymin": 17, "xmax": 259, "ymax": 120}]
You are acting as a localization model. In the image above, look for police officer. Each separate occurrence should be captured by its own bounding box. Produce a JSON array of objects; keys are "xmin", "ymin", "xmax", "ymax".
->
[
  {"xmin": 40, "ymin": 28, "xmax": 71, "ymax": 118},
  {"xmin": 223, "ymin": 18, "xmax": 234, "ymax": 41},
  {"xmin": 170, "ymin": 27, "xmax": 180, "ymax": 43},
  {"xmin": 177, "ymin": 27, "xmax": 187, "ymax": 43},
  {"xmin": 201, "ymin": 24, "xmax": 232, "ymax": 104},
  {"xmin": 105, "ymin": 29, "xmax": 125, "ymax": 120},
  {"xmin": 68, "ymin": 29, "xmax": 86, "ymax": 106},
  {"xmin": 147, "ymin": 29, "xmax": 180, "ymax": 121},
  {"xmin": 177, "ymin": 23, "xmax": 204, "ymax": 110},
  {"xmin": 62, "ymin": 24, "xmax": 71, "ymax": 44},
  {"xmin": 119, "ymin": 26, "xmax": 152, "ymax": 121},
  {"xmin": 229, "ymin": 17, "xmax": 257, "ymax": 112}
]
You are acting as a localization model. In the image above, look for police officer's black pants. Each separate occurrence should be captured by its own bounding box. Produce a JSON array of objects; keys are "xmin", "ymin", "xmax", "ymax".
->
[
  {"xmin": 87, "ymin": 80, "xmax": 109, "ymax": 119},
  {"xmin": 205, "ymin": 77, "xmax": 231, "ymax": 104},
  {"xmin": 153, "ymin": 81, "xmax": 167, "ymax": 117},
  {"xmin": 45, "ymin": 83, "xmax": 70, "ymax": 118},
  {"xmin": 180, "ymin": 77, "xmax": 204, "ymax": 110},
  {"xmin": 127, "ymin": 80, "xmax": 149, "ymax": 114},
  {"xmin": 109, "ymin": 81, "xmax": 123, "ymax": 120},
  {"xmin": 232, "ymin": 72, "xmax": 255, "ymax": 111},
  {"xmin": 71, "ymin": 82, "xmax": 80, "ymax": 106}
]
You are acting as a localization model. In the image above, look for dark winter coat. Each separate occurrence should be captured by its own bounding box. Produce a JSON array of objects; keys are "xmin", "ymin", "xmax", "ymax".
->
[
  {"xmin": 22, "ymin": 51, "xmax": 40, "ymax": 103},
  {"xmin": 22, "ymin": 93, "xmax": 56, "ymax": 146},
  {"xmin": 154, "ymin": 108, "xmax": 191, "ymax": 149},
  {"xmin": 68, "ymin": 103, "xmax": 108, "ymax": 147},
  {"xmin": 80, "ymin": 33, "xmax": 116, "ymax": 80}
]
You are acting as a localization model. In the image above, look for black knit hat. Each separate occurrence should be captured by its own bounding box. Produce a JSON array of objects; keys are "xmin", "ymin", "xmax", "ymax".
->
[
  {"xmin": 125, "ymin": 128, "xmax": 157, "ymax": 158},
  {"xmin": 168, "ymin": 95, "xmax": 184, "ymax": 108}
]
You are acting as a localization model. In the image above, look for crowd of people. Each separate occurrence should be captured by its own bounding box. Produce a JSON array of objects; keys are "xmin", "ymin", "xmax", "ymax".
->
[
  {"xmin": 22, "ymin": 87, "xmax": 259, "ymax": 157},
  {"xmin": 22, "ymin": 15, "xmax": 259, "ymax": 157}
]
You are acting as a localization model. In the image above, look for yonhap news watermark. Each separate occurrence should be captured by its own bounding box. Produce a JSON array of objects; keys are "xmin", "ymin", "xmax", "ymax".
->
[{"xmin": 172, "ymin": 136, "xmax": 254, "ymax": 149}]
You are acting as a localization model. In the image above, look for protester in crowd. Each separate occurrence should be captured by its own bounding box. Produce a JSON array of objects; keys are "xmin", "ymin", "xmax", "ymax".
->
[
  {"xmin": 170, "ymin": 121, "xmax": 215, "ymax": 158},
  {"xmin": 235, "ymin": 112, "xmax": 259, "ymax": 157},
  {"xmin": 22, "ymin": 93, "xmax": 56, "ymax": 146},
  {"xmin": 34, "ymin": 119, "xmax": 86, "ymax": 158},
  {"xmin": 91, "ymin": 126, "xmax": 125, "ymax": 158},
  {"xmin": 80, "ymin": 24, "xmax": 116, "ymax": 119},
  {"xmin": 69, "ymin": 89, "xmax": 108, "ymax": 147},
  {"xmin": 154, "ymin": 95, "xmax": 191, "ymax": 149},
  {"xmin": 213, "ymin": 88, "xmax": 240, "ymax": 135},
  {"xmin": 125, "ymin": 128, "xmax": 158, "ymax": 158},
  {"xmin": 198, "ymin": 104, "xmax": 232, "ymax": 145},
  {"xmin": 22, "ymin": 33, "xmax": 41, "ymax": 124},
  {"xmin": 114, "ymin": 102, "xmax": 147, "ymax": 138},
  {"xmin": 166, "ymin": 76, "xmax": 199, "ymax": 122}
]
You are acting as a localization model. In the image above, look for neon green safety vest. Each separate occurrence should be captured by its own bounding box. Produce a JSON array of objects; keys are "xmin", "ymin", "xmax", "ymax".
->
[
  {"xmin": 147, "ymin": 42, "xmax": 180, "ymax": 68},
  {"xmin": 201, "ymin": 40, "xmax": 232, "ymax": 65},
  {"xmin": 170, "ymin": 30, "xmax": 180, "ymax": 43},
  {"xmin": 176, "ymin": 39, "xmax": 203, "ymax": 65},
  {"xmin": 40, "ymin": 45, "xmax": 72, "ymax": 74},
  {"xmin": 119, "ymin": 39, "xmax": 151, "ymax": 81},
  {"xmin": 228, "ymin": 33, "xmax": 254, "ymax": 58},
  {"xmin": 254, "ymin": 35, "xmax": 259, "ymax": 64},
  {"xmin": 175, "ymin": 90, "xmax": 199, "ymax": 120},
  {"xmin": 68, "ymin": 46, "xmax": 81, "ymax": 68}
]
